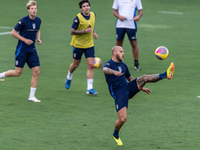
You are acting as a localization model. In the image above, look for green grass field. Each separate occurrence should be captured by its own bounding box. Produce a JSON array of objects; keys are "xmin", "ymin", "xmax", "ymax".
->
[{"xmin": 1, "ymin": 0, "xmax": 200, "ymax": 149}]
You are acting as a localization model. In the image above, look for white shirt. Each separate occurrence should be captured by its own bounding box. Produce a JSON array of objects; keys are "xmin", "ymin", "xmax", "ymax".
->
[{"xmin": 112, "ymin": 0, "xmax": 143, "ymax": 29}]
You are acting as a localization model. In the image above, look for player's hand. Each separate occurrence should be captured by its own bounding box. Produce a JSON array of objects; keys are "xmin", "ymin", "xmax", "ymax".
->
[
  {"xmin": 114, "ymin": 71, "xmax": 123, "ymax": 76},
  {"xmin": 133, "ymin": 15, "xmax": 140, "ymax": 21},
  {"xmin": 85, "ymin": 27, "xmax": 92, "ymax": 33},
  {"xmin": 24, "ymin": 39, "xmax": 34, "ymax": 45},
  {"xmin": 119, "ymin": 16, "xmax": 126, "ymax": 21},
  {"xmin": 93, "ymin": 33, "xmax": 98, "ymax": 39},
  {"xmin": 37, "ymin": 39, "xmax": 42, "ymax": 45},
  {"xmin": 142, "ymin": 87, "xmax": 151, "ymax": 94}
]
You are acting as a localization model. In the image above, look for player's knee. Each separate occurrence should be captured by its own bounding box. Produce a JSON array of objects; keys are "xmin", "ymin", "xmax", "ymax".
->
[
  {"xmin": 88, "ymin": 63, "xmax": 94, "ymax": 69},
  {"xmin": 141, "ymin": 74, "xmax": 148, "ymax": 79},
  {"xmin": 33, "ymin": 69, "xmax": 40, "ymax": 76},
  {"xmin": 120, "ymin": 116, "xmax": 127, "ymax": 124},
  {"xmin": 36, "ymin": 70, "xmax": 40, "ymax": 76},
  {"xmin": 15, "ymin": 70, "xmax": 22, "ymax": 77},
  {"xmin": 141, "ymin": 74, "xmax": 148, "ymax": 83},
  {"xmin": 73, "ymin": 62, "xmax": 80, "ymax": 68},
  {"xmin": 74, "ymin": 64, "xmax": 79, "ymax": 68}
]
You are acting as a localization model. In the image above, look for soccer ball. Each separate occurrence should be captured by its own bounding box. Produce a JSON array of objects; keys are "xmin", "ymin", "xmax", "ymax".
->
[
  {"xmin": 155, "ymin": 46, "xmax": 169, "ymax": 60},
  {"xmin": 94, "ymin": 57, "xmax": 102, "ymax": 68}
]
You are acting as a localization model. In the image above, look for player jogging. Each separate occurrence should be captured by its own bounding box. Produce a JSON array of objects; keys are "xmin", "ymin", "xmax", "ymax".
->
[
  {"xmin": 103, "ymin": 46, "xmax": 175, "ymax": 146},
  {"xmin": 65, "ymin": 0, "xmax": 98, "ymax": 95},
  {"xmin": 0, "ymin": 1, "xmax": 42, "ymax": 102}
]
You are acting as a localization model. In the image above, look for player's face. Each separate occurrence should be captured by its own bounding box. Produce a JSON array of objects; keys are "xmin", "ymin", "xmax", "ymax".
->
[
  {"xmin": 81, "ymin": 2, "xmax": 90, "ymax": 16},
  {"xmin": 116, "ymin": 48, "xmax": 124, "ymax": 62},
  {"xmin": 28, "ymin": 5, "xmax": 37, "ymax": 18}
]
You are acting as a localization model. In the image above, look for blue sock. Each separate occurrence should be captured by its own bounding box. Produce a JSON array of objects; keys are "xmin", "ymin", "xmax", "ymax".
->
[
  {"xmin": 159, "ymin": 72, "xmax": 167, "ymax": 79},
  {"xmin": 113, "ymin": 129, "xmax": 119, "ymax": 138}
]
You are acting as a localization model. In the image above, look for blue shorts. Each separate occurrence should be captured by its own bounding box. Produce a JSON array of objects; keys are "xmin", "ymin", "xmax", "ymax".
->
[
  {"xmin": 116, "ymin": 28, "xmax": 137, "ymax": 41},
  {"xmin": 73, "ymin": 46, "xmax": 95, "ymax": 60},
  {"xmin": 114, "ymin": 79, "xmax": 140, "ymax": 112},
  {"xmin": 15, "ymin": 49, "xmax": 40, "ymax": 68}
]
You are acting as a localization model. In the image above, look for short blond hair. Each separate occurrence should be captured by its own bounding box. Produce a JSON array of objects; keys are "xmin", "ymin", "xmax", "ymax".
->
[
  {"xmin": 26, "ymin": 0, "xmax": 37, "ymax": 9},
  {"xmin": 111, "ymin": 46, "xmax": 122, "ymax": 54}
]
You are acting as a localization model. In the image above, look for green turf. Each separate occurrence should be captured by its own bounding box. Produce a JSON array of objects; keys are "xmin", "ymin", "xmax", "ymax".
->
[{"xmin": 1, "ymin": 0, "xmax": 200, "ymax": 149}]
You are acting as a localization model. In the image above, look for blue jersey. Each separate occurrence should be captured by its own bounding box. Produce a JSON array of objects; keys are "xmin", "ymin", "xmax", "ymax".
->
[
  {"xmin": 103, "ymin": 59, "xmax": 131, "ymax": 96},
  {"xmin": 14, "ymin": 15, "xmax": 41, "ymax": 52}
]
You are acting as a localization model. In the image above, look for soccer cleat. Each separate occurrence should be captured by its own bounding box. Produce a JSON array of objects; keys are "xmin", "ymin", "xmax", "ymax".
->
[
  {"xmin": 134, "ymin": 66, "xmax": 141, "ymax": 71},
  {"xmin": 167, "ymin": 62, "xmax": 175, "ymax": 79},
  {"xmin": 134, "ymin": 62, "xmax": 141, "ymax": 71},
  {"xmin": 65, "ymin": 79, "xmax": 71, "ymax": 89},
  {"xmin": 86, "ymin": 88, "xmax": 98, "ymax": 95},
  {"xmin": 113, "ymin": 136, "xmax": 123, "ymax": 146},
  {"xmin": 28, "ymin": 97, "xmax": 41, "ymax": 102}
]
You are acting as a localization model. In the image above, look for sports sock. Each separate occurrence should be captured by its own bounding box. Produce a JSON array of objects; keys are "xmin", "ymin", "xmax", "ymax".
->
[
  {"xmin": 87, "ymin": 79, "xmax": 93, "ymax": 90},
  {"xmin": 113, "ymin": 129, "xmax": 119, "ymax": 138},
  {"xmin": 134, "ymin": 59, "xmax": 139, "ymax": 67},
  {"xmin": 159, "ymin": 72, "xmax": 167, "ymax": 79},
  {"xmin": 29, "ymin": 87, "xmax": 36, "ymax": 98},
  {"xmin": 67, "ymin": 70, "xmax": 73, "ymax": 80},
  {"xmin": 0, "ymin": 72, "xmax": 5, "ymax": 79}
]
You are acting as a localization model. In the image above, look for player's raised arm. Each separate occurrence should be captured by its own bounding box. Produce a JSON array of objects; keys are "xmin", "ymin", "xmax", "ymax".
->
[{"xmin": 103, "ymin": 67, "xmax": 123, "ymax": 76}]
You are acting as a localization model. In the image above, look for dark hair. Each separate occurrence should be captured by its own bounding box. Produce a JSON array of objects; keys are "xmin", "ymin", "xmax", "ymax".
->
[{"xmin": 79, "ymin": 0, "xmax": 90, "ymax": 8}]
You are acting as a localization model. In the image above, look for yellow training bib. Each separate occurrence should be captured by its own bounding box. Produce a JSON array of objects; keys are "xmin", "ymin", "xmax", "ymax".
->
[{"xmin": 70, "ymin": 12, "xmax": 95, "ymax": 48}]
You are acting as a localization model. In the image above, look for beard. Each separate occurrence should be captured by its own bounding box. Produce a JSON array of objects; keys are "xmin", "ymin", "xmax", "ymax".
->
[{"xmin": 116, "ymin": 54, "xmax": 123, "ymax": 61}]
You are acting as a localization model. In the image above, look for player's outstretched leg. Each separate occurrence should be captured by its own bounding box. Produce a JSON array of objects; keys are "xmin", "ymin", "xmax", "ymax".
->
[
  {"xmin": 167, "ymin": 62, "xmax": 175, "ymax": 79},
  {"xmin": 136, "ymin": 62, "xmax": 175, "ymax": 90}
]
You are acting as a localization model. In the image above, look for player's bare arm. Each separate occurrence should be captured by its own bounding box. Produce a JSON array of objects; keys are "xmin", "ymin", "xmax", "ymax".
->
[
  {"xmin": 113, "ymin": 9, "xmax": 126, "ymax": 21},
  {"xmin": 70, "ymin": 27, "xmax": 92, "ymax": 35},
  {"xmin": 36, "ymin": 30, "xmax": 42, "ymax": 45},
  {"xmin": 127, "ymin": 76, "xmax": 135, "ymax": 82},
  {"xmin": 133, "ymin": 9, "xmax": 143, "ymax": 21},
  {"xmin": 93, "ymin": 27, "xmax": 98, "ymax": 39},
  {"xmin": 11, "ymin": 29, "xmax": 34, "ymax": 45},
  {"xmin": 141, "ymin": 87, "xmax": 151, "ymax": 94},
  {"xmin": 103, "ymin": 67, "xmax": 123, "ymax": 76}
]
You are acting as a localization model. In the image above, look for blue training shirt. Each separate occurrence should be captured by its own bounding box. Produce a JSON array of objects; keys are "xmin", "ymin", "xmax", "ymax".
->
[
  {"xmin": 103, "ymin": 59, "xmax": 131, "ymax": 96},
  {"xmin": 14, "ymin": 15, "xmax": 41, "ymax": 51}
]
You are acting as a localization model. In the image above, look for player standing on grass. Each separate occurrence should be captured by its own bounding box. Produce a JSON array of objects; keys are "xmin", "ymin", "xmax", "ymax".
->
[
  {"xmin": 0, "ymin": 0, "xmax": 42, "ymax": 102},
  {"xmin": 103, "ymin": 46, "xmax": 175, "ymax": 146},
  {"xmin": 112, "ymin": 0, "xmax": 143, "ymax": 71},
  {"xmin": 65, "ymin": 0, "xmax": 98, "ymax": 95}
]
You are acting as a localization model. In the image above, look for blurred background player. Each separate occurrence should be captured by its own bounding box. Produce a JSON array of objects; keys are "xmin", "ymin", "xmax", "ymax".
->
[
  {"xmin": 65, "ymin": 0, "xmax": 98, "ymax": 95},
  {"xmin": 0, "ymin": 1, "xmax": 42, "ymax": 102},
  {"xmin": 112, "ymin": 0, "xmax": 143, "ymax": 71},
  {"xmin": 103, "ymin": 46, "xmax": 175, "ymax": 146}
]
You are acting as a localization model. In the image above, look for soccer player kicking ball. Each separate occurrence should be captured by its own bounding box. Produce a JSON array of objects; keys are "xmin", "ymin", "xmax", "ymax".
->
[
  {"xmin": 103, "ymin": 46, "xmax": 175, "ymax": 146},
  {"xmin": 0, "ymin": 1, "xmax": 42, "ymax": 102}
]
